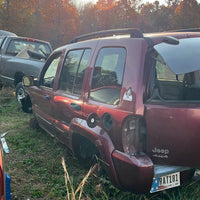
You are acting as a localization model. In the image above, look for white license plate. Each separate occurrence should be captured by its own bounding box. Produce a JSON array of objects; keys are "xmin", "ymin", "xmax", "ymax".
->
[{"xmin": 150, "ymin": 172, "xmax": 180, "ymax": 193}]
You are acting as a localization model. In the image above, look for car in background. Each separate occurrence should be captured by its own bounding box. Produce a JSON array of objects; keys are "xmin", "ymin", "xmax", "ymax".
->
[
  {"xmin": 23, "ymin": 28, "xmax": 200, "ymax": 193},
  {"xmin": 0, "ymin": 30, "xmax": 52, "ymax": 112}
]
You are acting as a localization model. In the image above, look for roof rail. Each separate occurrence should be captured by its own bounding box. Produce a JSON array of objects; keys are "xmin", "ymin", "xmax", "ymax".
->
[
  {"xmin": 70, "ymin": 28, "xmax": 143, "ymax": 43},
  {"xmin": 171, "ymin": 28, "xmax": 200, "ymax": 32}
]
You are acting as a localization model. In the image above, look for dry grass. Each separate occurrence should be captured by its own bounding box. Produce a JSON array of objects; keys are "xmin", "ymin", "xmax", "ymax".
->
[{"xmin": 62, "ymin": 158, "xmax": 97, "ymax": 200}]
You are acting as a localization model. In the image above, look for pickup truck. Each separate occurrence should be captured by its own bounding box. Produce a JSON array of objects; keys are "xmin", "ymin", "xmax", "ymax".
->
[{"xmin": 0, "ymin": 30, "xmax": 52, "ymax": 112}]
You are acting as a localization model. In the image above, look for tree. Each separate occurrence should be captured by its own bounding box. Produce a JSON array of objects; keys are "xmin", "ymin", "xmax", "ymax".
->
[
  {"xmin": 79, "ymin": 3, "xmax": 99, "ymax": 34},
  {"xmin": 94, "ymin": 0, "xmax": 116, "ymax": 30},
  {"xmin": 138, "ymin": 1, "xmax": 175, "ymax": 32},
  {"xmin": 171, "ymin": 0, "xmax": 200, "ymax": 29},
  {"xmin": 112, "ymin": 0, "xmax": 139, "ymax": 28},
  {"xmin": 0, "ymin": 0, "xmax": 37, "ymax": 35},
  {"xmin": 34, "ymin": 0, "xmax": 79, "ymax": 47}
]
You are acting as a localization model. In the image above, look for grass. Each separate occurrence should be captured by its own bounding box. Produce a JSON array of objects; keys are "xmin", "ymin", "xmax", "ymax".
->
[{"xmin": 0, "ymin": 87, "xmax": 200, "ymax": 200}]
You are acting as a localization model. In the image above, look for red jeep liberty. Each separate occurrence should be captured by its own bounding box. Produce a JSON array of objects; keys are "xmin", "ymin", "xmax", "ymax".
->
[{"xmin": 23, "ymin": 29, "xmax": 200, "ymax": 193}]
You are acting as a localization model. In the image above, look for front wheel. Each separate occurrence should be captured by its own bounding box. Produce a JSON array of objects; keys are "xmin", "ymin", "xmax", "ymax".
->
[
  {"xmin": 16, "ymin": 82, "xmax": 32, "ymax": 113},
  {"xmin": 16, "ymin": 82, "xmax": 25, "ymax": 102}
]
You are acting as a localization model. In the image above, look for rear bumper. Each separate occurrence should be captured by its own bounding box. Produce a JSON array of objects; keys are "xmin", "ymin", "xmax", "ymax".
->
[{"xmin": 111, "ymin": 150, "xmax": 154, "ymax": 193}]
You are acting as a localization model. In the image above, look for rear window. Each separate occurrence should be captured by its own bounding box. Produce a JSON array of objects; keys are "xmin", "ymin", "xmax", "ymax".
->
[
  {"xmin": 153, "ymin": 52, "xmax": 200, "ymax": 101},
  {"xmin": 154, "ymin": 38, "xmax": 200, "ymax": 75},
  {"xmin": 6, "ymin": 38, "xmax": 51, "ymax": 58}
]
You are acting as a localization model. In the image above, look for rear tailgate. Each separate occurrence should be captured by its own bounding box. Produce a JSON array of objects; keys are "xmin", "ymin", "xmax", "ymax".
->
[{"xmin": 145, "ymin": 103, "xmax": 200, "ymax": 168}]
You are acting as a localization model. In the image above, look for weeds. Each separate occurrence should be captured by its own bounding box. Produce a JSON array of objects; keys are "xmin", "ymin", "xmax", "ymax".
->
[{"xmin": 0, "ymin": 87, "xmax": 200, "ymax": 199}]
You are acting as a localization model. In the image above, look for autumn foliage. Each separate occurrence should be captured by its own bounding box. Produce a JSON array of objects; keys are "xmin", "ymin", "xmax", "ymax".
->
[{"xmin": 0, "ymin": 0, "xmax": 200, "ymax": 48}]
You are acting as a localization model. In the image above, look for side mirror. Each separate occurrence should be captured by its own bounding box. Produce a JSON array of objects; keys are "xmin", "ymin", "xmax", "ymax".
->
[{"xmin": 22, "ymin": 76, "xmax": 35, "ymax": 87}]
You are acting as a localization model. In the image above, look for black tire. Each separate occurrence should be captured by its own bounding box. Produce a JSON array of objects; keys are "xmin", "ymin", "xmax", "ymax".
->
[
  {"xmin": 16, "ymin": 82, "xmax": 32, "ymax": 113},
  {"xmin": 29, "ymin": 117, "xmax": 39, "ymax": 129},
  {"xmin": 0, "ymin": 81, "xmax": 3, "ymax": 90}
]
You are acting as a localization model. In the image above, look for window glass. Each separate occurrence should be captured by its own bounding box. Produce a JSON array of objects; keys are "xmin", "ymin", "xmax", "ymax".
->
[
  {"xmin": 42, "ymin": 53, "xmax": 61, "ymax": 88},
  {"xmin": 6, "ymin": 39, "xmax": 51, "ymax": 57},
  {"xmin": 59, "ymin": 49, "xmax": 91, "ymax": 95},
  {"xmin": 0, "ymin": 37, "xmax": 3, "ymax": 46},
  {"xmin": 154, "ymin": 54, "xmax": 200, "ymax": 100},
  {"xmin": 90, "ymin": 47, "xmax": 126, "ymax": 105},
  {"xmin": 74, "ymin": 49, "xmax": 91, "ymax": 94}
]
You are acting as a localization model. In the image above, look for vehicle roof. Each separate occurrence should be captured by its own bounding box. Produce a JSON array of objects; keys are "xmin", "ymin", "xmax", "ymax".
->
[
  {"xmin": 0, "ymin": 30, "xmax": 51, "ymax": 46},
  {"xmin": 0, "ymin": 30, "xmax": 17, "ymax": 36},
  {"xmin": 55, "ymin": 29, "xmax": 200, "ymax": 52}
]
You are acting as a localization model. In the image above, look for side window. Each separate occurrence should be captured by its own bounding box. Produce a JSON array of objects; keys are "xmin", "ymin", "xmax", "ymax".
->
[
  {"xmin": 90, "ymin": 47, "xmax": 126, "ymax": 105},
  {"xmin": 59, "ymin": 49, "xmax": 91, "ymax": 95},
  {"xmin": 6, "ymin": 40, "xmax": 19, "ymax": 55},
  {"xmin": 41, "ymin": 53, "xmax": 62, "ymax": 88}
]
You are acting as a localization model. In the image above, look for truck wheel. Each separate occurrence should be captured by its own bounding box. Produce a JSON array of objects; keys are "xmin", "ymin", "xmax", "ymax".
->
[
  {"xmin": 16, "ymin": 82, "xmax": 25, "ymax": 102},
  {"xmin": 0, "ymin": 81, "xmax": 3, "ymax": 90},
  {"xmin": 29, "ymin": 117, "xmax": 39, "ymax": 129},
  {"xmin": 16, "ymin": 82, "xmax": 32, "ymax": 113}
]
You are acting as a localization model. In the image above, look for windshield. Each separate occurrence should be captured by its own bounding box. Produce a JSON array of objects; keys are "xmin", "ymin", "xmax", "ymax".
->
[{"xmin": 154, "ymin": 38, "xmax": 200, "ymax": 75}]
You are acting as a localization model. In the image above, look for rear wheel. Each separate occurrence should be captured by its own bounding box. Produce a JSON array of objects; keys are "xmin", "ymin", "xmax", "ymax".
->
[
  {"xmin": 72, "ymin": 134, "xmax": 105, "ymax": 176},
  {"xmin": 0, "ymin": 81, "xmax": 2, "ymax": 90},
  {"xmin": 16, "ymin": 82, "xmax": 32, "ymax": 113},
  {"xmin": 29, "ymin": 117, "xmax": 39, "ymax": 129}
]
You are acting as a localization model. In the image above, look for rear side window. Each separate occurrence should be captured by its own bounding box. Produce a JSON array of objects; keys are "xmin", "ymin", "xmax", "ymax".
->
[
  {"xmin": 90, "ymin": 47, "xmax": 126, "ymax": 105},
  {"xmin": 59, "ymin": 49, "xmax": 91, "ymax": 95}
]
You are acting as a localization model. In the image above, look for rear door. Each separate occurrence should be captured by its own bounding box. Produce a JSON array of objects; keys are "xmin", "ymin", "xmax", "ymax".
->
[{"xmin": 145, "ymin": 40, "xmax": 200, "ymax": 168}]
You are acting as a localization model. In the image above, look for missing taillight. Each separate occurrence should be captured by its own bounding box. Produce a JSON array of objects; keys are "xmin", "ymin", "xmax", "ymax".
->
[{"xmin": 122, "ymin": 116, "xmax": 145, "ymax": 155}]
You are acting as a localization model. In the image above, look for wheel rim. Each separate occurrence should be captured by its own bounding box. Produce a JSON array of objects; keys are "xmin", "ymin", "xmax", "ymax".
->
[{"xmin": 17, "ymin": 88, "xmax": 25, "ymax": 102}]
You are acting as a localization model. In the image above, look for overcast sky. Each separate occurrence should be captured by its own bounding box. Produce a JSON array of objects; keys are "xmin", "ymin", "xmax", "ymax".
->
[{"xmin": 73, "ymin": 0, "xmax": 200, "ymax": 6}]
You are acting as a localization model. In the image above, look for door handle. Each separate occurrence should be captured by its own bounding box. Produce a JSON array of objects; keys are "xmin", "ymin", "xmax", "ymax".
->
[
  {"xmin": 69, "ymin": 103, "xmax": 81, "ymax": 111},
  {"xmin": 43, "ymin": 94, "xmax": 51, "ymax": 100}
]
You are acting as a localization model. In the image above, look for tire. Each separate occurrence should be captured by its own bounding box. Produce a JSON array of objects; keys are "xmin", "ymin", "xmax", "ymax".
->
[
  {"xmin": 0, "ymin": 81, "xmax": 3, "ymax": 90},
  {"xmin": 29, "ymin": 117, "xmax": 39, "ymax": 129},
  {"xmin": 16, "ymin": 82, "xmax": 25, "ymax": 102},
  {"xmin": 16, "ymin": 82, "xmax": 32, "ymax": 113},
  {"xmin": 72, "ymin": 134, "xmax": 101, "ymax": 167}
]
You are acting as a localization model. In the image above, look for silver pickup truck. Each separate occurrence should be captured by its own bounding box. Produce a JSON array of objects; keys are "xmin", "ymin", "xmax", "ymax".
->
[{"xmin": 0, "ymin": 30, "xmax": 52, "ymax": 112}]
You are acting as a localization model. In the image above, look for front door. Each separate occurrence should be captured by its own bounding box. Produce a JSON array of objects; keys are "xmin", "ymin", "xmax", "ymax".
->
[{"xmin": 31, "ymin": 52, "xmax": 62, "ymax": 132}]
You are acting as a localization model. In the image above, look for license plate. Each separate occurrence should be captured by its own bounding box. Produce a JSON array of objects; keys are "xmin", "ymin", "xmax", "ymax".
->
[{"xmin": 150, "ymin": 172, "xmax": 180, "ymax": 193}]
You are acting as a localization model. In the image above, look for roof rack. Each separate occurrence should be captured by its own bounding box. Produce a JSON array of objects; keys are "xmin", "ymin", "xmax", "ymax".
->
[
  {"xmin": 70, "ymin": 28, "xmax": 143, "ymax": 43},
  {"xmin": 171, "ymin": 28, "xmax": 200, "ymax": 32}
]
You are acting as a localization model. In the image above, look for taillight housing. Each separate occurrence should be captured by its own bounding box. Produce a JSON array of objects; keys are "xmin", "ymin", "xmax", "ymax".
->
[{"xmin": 122, "ymin": 116, "xmax": 146, "ymax": 155}]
